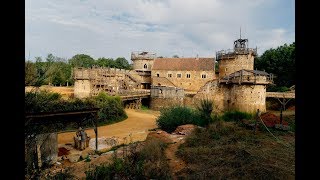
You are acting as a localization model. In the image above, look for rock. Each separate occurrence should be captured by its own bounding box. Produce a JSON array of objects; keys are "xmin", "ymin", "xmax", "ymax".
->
[
  {"xmin": 146, "ymin": 131, "xmax": 173, "ymax": 143},
  {"xmin": 275, "ymin": 124, "xmax": 290, "ymax": 131},
  {"xmin": 89, "ymin": 137, "xmax": 119, "ymax": 150},
  {"xmin": 81, "ymin": 149, "xmax": 94, "ymax": 159},
  {"xmin": 91, "ymin": 155, "xmax": 99, "ymax": 159},
  {"xmin": 56, "ymin": 156, "xmax": 63, "ymax": 162},
  {"xmin": 67, "ymin": 154, "xmax": 81, "ymax": 163},
  {"xmin": 173, "ymin": 124, "xmax": 197, "ymax": 135},
  {"xmin": 101, "ymin": 151, "xmax": 114, "ymax": 156},
  {"xmin": 56, "ymin": 162, "xmax": 61, "ymax": 165}
]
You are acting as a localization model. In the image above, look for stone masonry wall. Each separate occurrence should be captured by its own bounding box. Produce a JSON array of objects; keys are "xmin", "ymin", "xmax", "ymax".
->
[
  {"xmin": 151, "ymin": 70, "xmax": 215, "ymax": 92},
  {"xmin": 228, "ymin": 84, "xmax": 266, "ymax": 113},
  {"xmin": 193, "ymin": 80, "xmax": 230, "ymax": 114},
  {"xmin": 74, "ymin": 80, "xmax": 91, "ymax": 98},
  {"xmin": 218, "ymin": 52, "xmax": 254, "ymax": 77},
  {"xmin": 150, "ymin": 97, "xmax": 184, "ymax": 111},
  {"xmin": 132, "ymin": 59, "xmax": 154, "ymax": 71}
]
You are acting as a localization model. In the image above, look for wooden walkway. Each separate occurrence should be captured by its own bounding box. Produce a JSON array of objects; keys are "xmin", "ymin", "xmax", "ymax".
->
[
  {"xmin": 121, "ymin": 93, "xmax": 150, "ymax": 101},
  {"xmin": 266, "ymin": 92, "xmax": 295, "ymax": 99}
]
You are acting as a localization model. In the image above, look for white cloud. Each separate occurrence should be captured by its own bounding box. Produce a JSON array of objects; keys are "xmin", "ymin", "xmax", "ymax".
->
[{"xmin": 25, "ymin": 0, "xmax": 295, "ymax": 62}]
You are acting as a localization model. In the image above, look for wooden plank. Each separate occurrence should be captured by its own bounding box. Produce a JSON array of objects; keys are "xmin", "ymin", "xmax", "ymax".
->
[
  {"xmin": 26, "ymin": 109, "xmax": 100, "ymax": 118},
  {"xmin": 266, "ymin": 92, "xmax": 295, "ymax": 99}
]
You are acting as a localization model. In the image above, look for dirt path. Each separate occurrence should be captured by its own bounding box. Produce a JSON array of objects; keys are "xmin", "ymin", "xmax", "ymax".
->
[
  {"xmin": 58, "ymin": 109, "xmax": 159, "ymax": 145},
  {"xmin": 165, "ymin": 140, "xmax": 186, "ymax": 179}
]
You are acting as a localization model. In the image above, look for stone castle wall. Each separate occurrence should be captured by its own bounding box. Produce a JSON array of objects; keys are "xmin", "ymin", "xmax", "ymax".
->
[
  {"xmin": 228, "ymin": 84, "xmax": 266, "ymax": 113},
  {"xmin": 150, "ymin": 79, "xmax": 267, "ymax": 114},
  {"xmin": 150, "ymin": 97, "xmax": 184, "ymax": 111},
  {"xmin": 74, "ymin": 79, "xmax": 91, "ymax": 98},
  {"xmin": 151, "ymin": 70, "xmax": 215, "ymax": 92},
  {"xmin": 193, "ymin": 80, "xmax": 230, "ymax": 114},
  {"xmin": 132, "ymin": 59, "xmax": 154, "ymax": 71},
  {"xmin": 218, "ymin": 52, "xmax": 254, "ymax": 77}
]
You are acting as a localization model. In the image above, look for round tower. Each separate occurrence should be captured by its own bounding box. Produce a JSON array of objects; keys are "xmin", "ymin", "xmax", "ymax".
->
[
  {"xmin": 216, "ymin": 38, "xmax": 257, "ymax": 77},
  {"xmin": 131, "ymin": 51, "xmax": 156, "ymax": 71},
  {"xmin": 219, "ymin": 69, "xmax": 273, "ymax": 113},
  {"xmin": 130, "ymin": 51, "xmax": 156, "ymax": 89}
]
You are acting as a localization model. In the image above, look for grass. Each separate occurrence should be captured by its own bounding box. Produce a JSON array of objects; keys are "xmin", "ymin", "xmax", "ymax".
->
[
  {"xmin": 85, "ymin": 138, "xmax": 172, "ymax": 179},
  {"xmin": 175, "ymin": 120, "xmax": 295, "ymax": 179},
  {"xmin": 141, "ymin": 105, "xmax": 149, "ymax": 110},
  {"xmin": 221, "ymin": 110, "xmax": 253, "ymax": 122}
]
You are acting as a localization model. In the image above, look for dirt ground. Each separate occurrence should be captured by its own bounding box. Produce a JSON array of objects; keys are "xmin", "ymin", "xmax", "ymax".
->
[
  {"xmin": 58, "ymin": 109, "xmax": 159, "ymax": 146},
  {"xmin": 25, "ymin": 86, "xmax": 74, "ymax": 99}
]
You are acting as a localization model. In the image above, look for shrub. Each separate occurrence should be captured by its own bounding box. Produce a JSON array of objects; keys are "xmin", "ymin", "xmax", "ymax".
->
[
  {"xmin": 196, "ymin": 99, "xmax": 214, "ymax": 126},
  {"xmin": 141, "ymin": 138, "xmax": 171, "ymax": 179},
  {"xmin": 141, "ymin": 105, "xmax": 149, "ymax": 110},
  {"xmin": 86, "ymin": 143, "xmax": 145, "ymax": 180},
  {"xmin": 85, "ymin": 139, "xmax": 171, "ymax": 179},
  {"xmin": 47, "ymin": 170, "xmax": 75, "ymax": 180},
  {"xmin": 222, "ymin": 110, "xmax": 253, "ymax": 122},
  {"xmin": 196, "ymin": 99, "xmax": 214, "ymax": 117},
  {"xmin": 92, "ymin": 92, "xmax": 127, "ymax": 125},
  {"xmin": 25, "ymin": 90, "xmax": 95, "ymax": 113},
  {"xmin": 156, "ymin": 106, "xmax": 202, "ymax": 133}
]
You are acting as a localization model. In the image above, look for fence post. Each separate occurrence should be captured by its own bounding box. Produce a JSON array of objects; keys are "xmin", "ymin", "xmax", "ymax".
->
[{"xmin": 254, "ymin": 109, "xmax": 260, "ymax": 134}]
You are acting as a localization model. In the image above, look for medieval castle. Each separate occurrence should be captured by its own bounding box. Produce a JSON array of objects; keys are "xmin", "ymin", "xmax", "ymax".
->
[{"xmin": 73, "ymin": 37, "xmax": 273, "ymax": 113}]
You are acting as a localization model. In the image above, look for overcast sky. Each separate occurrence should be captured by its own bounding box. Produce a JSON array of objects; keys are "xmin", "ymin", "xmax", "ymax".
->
[{"xmin": 25, "ymin": 0, "xmax": 295, "ymax": 62}]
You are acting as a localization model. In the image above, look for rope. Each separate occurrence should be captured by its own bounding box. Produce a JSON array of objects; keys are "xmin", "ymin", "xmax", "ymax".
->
[{"xmin": 258, "ymin": 116, "xmax": 292, "ymax": 148}]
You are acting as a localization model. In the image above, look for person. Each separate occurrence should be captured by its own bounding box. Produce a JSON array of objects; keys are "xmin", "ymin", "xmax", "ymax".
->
[
  {"xmin": 80, "ymin": 128, "xmax": 88, "ymax": 150},
  {"xmin": 74, "ymin": 127, "xmax": 82, "ymax": 149}
]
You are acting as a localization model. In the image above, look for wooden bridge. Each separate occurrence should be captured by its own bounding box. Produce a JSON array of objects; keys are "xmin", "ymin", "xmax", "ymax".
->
[
  {"xmin": 106, "ymin": 89, "xmax": 151, "ymax": 101},
  {"xmin": 116, "ymin": 90, "xmax": 151, "ymax": 109},
  {"xmin": 266, "ymin": 92, "xmax": 295, "ymax": 99},
  {"xmin": 266, "ymin": 91, "xmax": 295, "ymax": 111}
]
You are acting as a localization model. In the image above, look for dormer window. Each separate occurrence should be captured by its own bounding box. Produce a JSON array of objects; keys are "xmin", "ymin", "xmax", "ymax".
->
[{"xmin": 144, "ymin": 64, "xmax": 147, "ymax": 69}]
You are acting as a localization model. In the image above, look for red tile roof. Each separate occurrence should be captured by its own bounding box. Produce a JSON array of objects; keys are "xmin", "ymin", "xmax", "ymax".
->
[{"xmin": 152, "ymin": 57, "xmax": 215, "ymax": 71}]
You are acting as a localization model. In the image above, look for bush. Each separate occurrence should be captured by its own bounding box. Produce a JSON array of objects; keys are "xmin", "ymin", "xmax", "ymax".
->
[
  {"xmin": 25, "ymin": 90, "xmax": 95, "ymax": 113},
  {"xmin": 197, "ymin": 99, "xmax": 214, "ymax": 126},
  {"xmin": 222, "ymin": 111, "xmax": 253, "ymax": 122},
  {"xmin": 141, "ymin": 138, "xmax": 172, "ymax": 179},
  {"xmin": 86, "ymin": 143, "xmax": 144, "ymax": 180},
  {"xmin": 156, "ymin": 106, "xmax": 202, "ymax": 133},
  {"xmin": 47, "ymin": 170, "xmax": 75, "ymax": 180},
  {"xmin": 85, "ymin": 139, "xmax": 171, "ymax": 179},
  {"xmin": 92, "ymin": 92, "xmax": 128, "ymax": 125},
  {"xmin": 267, "ymin": 85, "xmax": 290, "ymax": 92},
  {"xmin": 141, "ymin": 105, "xmax": 149, "ymax": 110}
]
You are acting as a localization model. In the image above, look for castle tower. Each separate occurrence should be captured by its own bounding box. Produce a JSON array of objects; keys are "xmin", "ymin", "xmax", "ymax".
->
[
  {"xmin": 219, "ymin": 69, "xmax": 273, "ymax": 113},
  {"xmin": 131, "ymin": 51, "xmax": 156, "ymax": 89},
  {"xmin": 216, "ymin": 38, "xmax": 257, "ymax": 77}
]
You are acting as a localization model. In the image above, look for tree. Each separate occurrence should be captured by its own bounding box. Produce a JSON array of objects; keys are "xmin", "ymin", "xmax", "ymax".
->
[
  {"xmin": 68, "ymin": 54, "xmax": 95, "ymax": 68},
  {"xmin": 172, "ymin": 55, "xmax": 179, "ymax": 58},
  {"xmin": 254, "ymin": 42, "xmax": 295, "ymax": 89},
  {"xmin": 25, "ymin": 61, "xmax": 37, "ymax": 86},
  {"xmin": 33, "ymin": 56, "xmax": 49, "ymax": 87},
  {"xmin": 96, "ymin": 57, "xmax": 115, "ymax": 67},
  {"xmin": 114, "ymin": 57, "xmax": 130, "ymax": 69}
]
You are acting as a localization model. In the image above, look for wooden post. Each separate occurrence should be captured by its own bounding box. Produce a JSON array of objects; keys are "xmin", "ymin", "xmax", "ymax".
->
[
  {"xmin": 94, "ymin": 113, "xmax": 98, "ymax": 152},
  {"xmin": 36, "ymin": 144, "xmax": 42, "ymax": 169},
  {"xmin": 280, "ymin": 105, "xmax": 283, "ymax": 125},
  {"xmin": 254, "ymin": 109, "xmax": 260, "ymax": 134}
]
